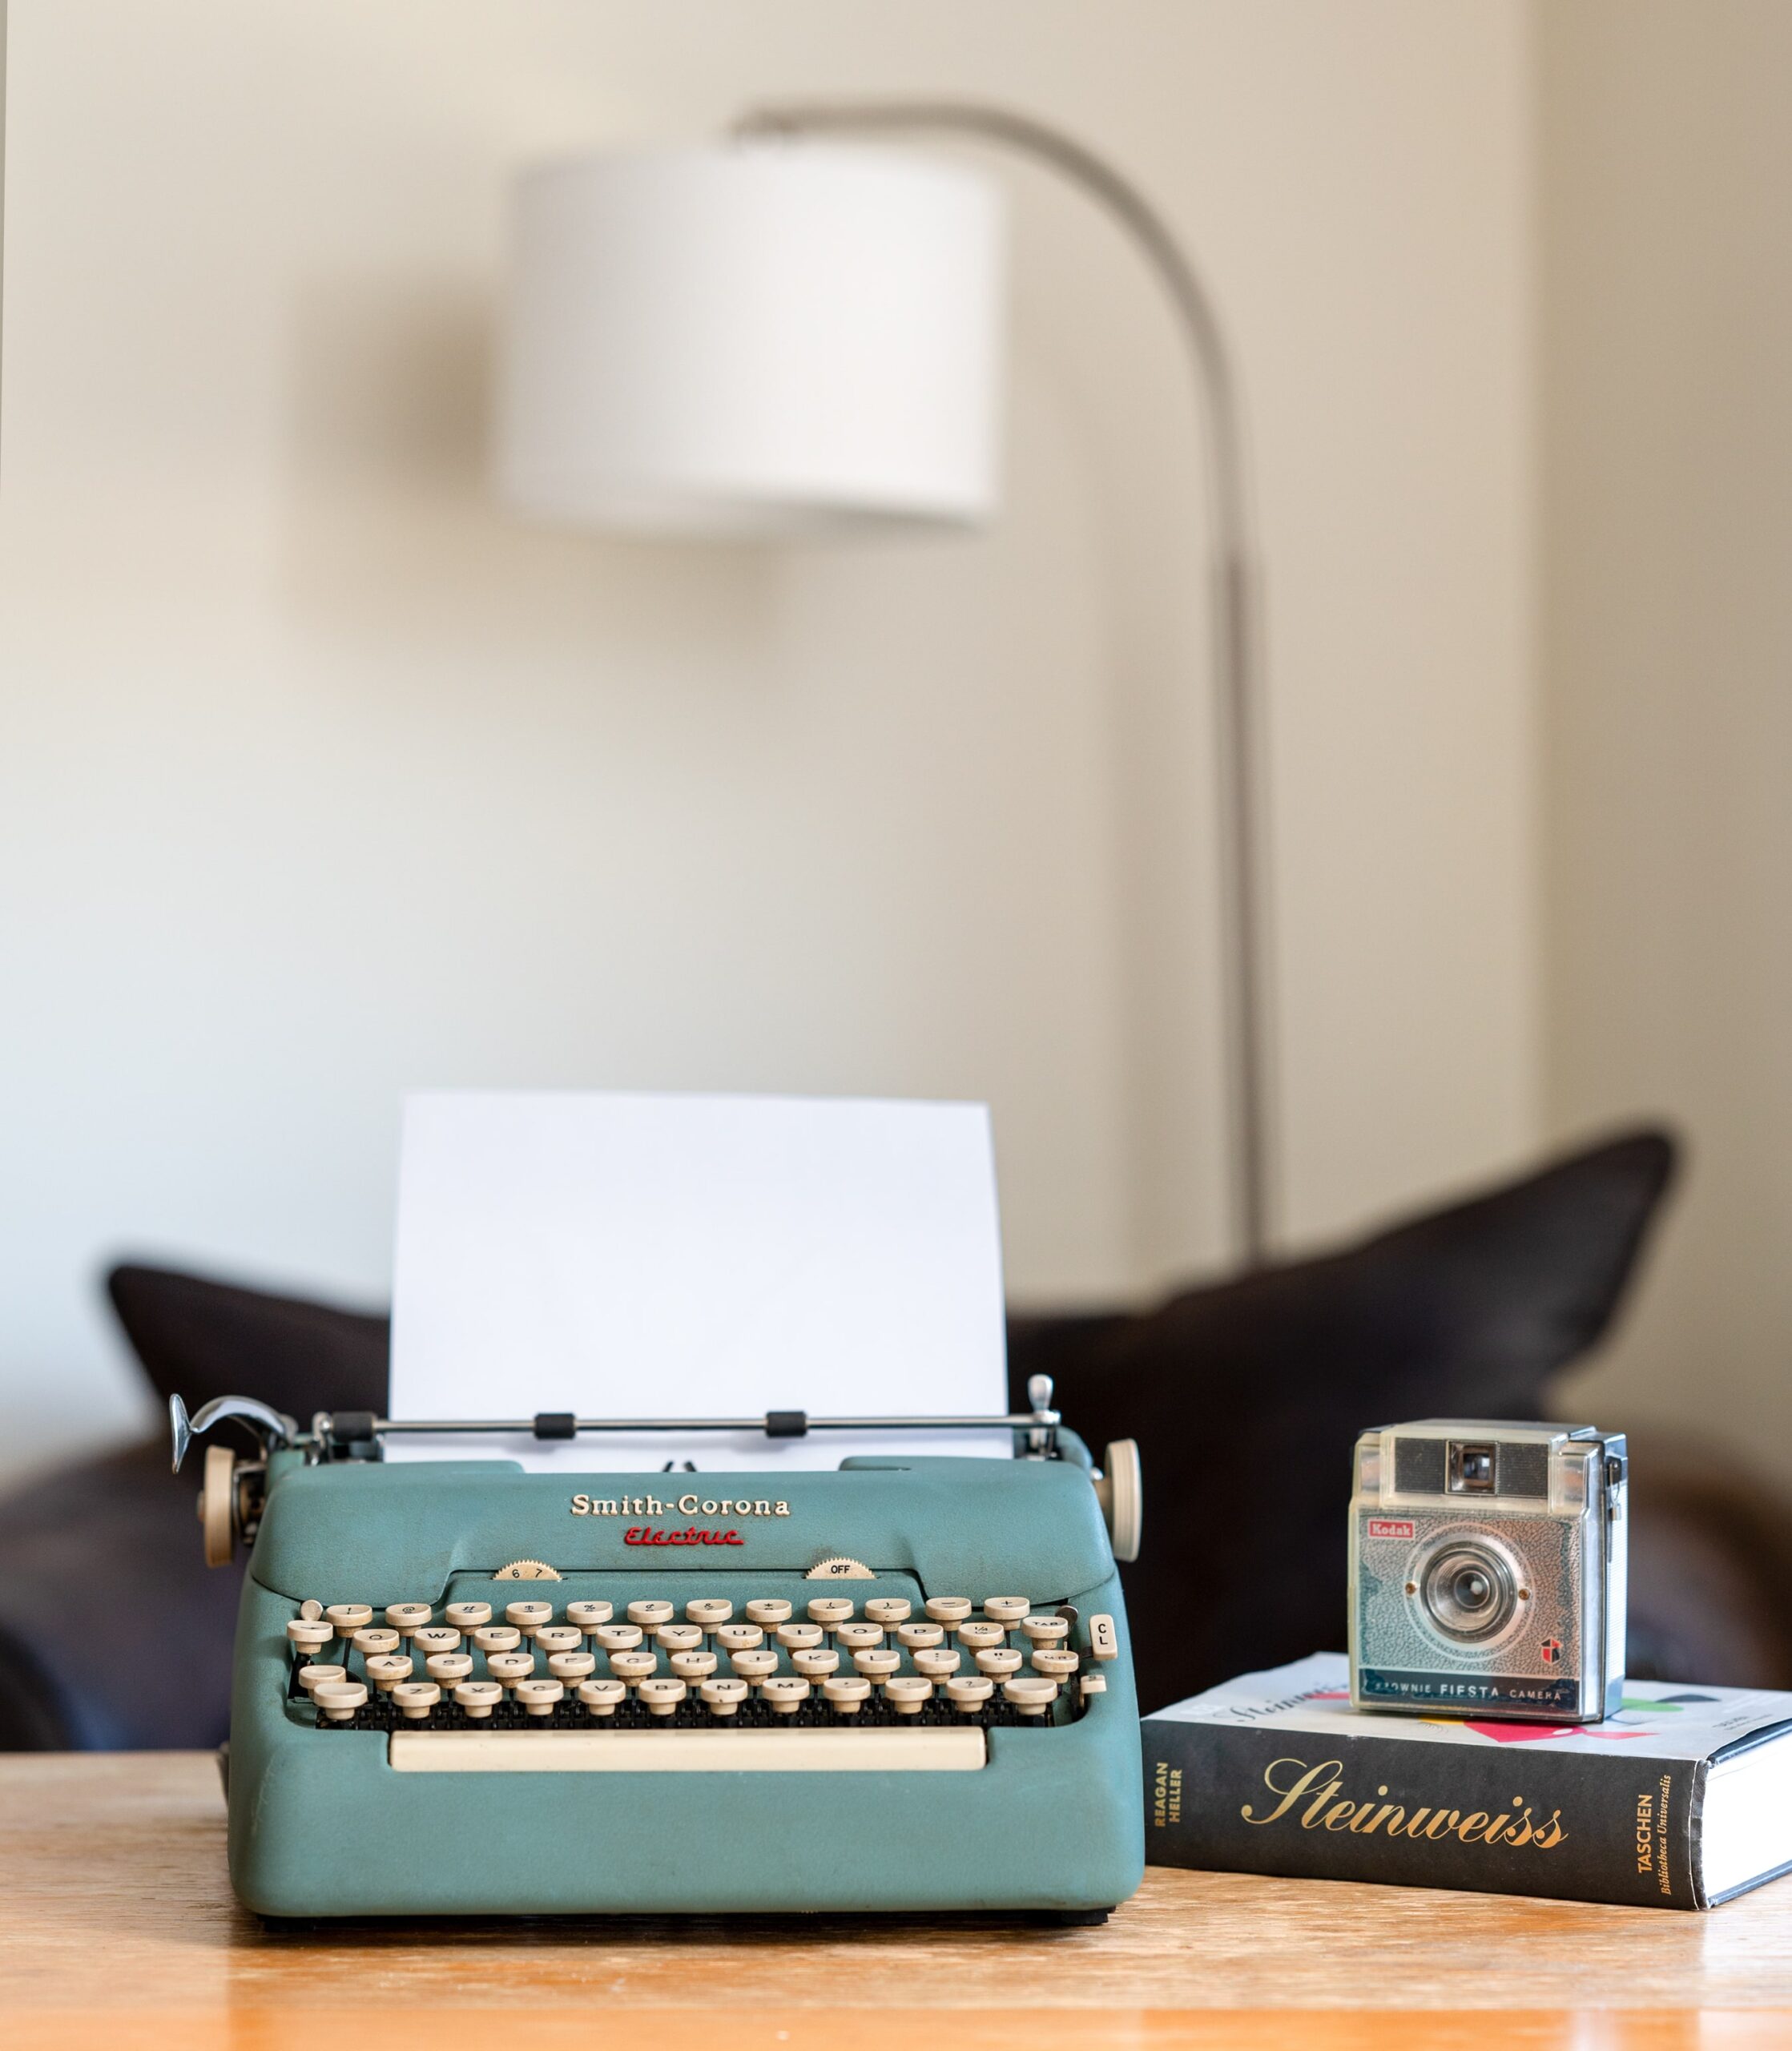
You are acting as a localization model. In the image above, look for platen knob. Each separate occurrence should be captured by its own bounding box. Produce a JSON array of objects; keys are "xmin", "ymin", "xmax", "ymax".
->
[
  {"xmin": 1093, "ymin": 1439, "xmax": 1143, "ymax": 1563},
  {"xmin": 198, "ymin": 1445, "xmax": 237, "ymax": 1568}
]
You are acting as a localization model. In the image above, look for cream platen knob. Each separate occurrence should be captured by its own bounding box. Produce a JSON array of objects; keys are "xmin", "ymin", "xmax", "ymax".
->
[
  {"xmin": 1021, "ymin": 1615, "xmax": 1069, "ymax": 1647},
  {"xmin": 472, "ymin": 1626, "xmax": 521, "ymax": 1655},
  {"xmin": 550, "ymin": 1651, "xmax": 596, "ymax": 1682},
  {"xmin": 199, "ymin": 1444, "xmax": 239, "ymax": 1568},
  {"xmin": 807, "ymin": 1598, "xmax": 853, "ymax": 1628},
  {"xmin": 983, "ymin": 1597, "xmax": 1030, "ymax": 1626},
  {"xmin": 577, "ymin": 1678, "xmax": 626, "ymax": 1716},
  {"xmin": 506, "ymin": 1601, "xmax": 554, "ymax": 1635},
  {"xmin": 884, "ymin": 1676, "xmax": 932, "ymax": 1715},
  {"xmin": 515, "ymin": 1678, "xmax": 564, "ymax": 1718},
  {"xmin": 385, "ymin": 1603, "xmax": 431, "ymax": 1635},
  {"xmin": 352, "ymin": 1628, "xmax": 401, "ymax": 1658},
  {"xmin": 428, "ymin": 1653, "xmax": 473, "ymax": 1690},
  {"xmin": 393, "ymin": 1682, "xmax": 441, "ymax": 1720},
  {"xmin": 455, "ymin": 1680, "xmax": 503, "ymax": 1718},
  {"xmin": 701, "ymin": 1677, "xmax": 749, "ymax": 1717},
  {"xmin": 1004, "ymin": 1677, "xmax": 1059, "ymax": 1716},
  {"xmin": 946, "ymin": 1675, "xmax": 994, "ymax": 1712},
  {"xmin": 638, "ymin": 1678, "xmax": 687, "ymax": 1717},
  {"xmin": 566, "ymin": 1600, "xmax": 614, "ymax": 1631},
  {"xmin": 445, "ymin": 1602, "xmax": 493, "ymax": 1630},
  {"xmin": 1093, "ymin": 1439, "xmax": 1143, "ymax": 1563},
  {"xmin": 627, "ymin": 1600, "xmax": 674, "ymax": 1630},
  {"xmin": 312, "ymin": 1681, "xmax": 367, "ymax": 1722},
  {"xmin": 410, "ymin": 1626, "xmax": 462, "ymax": 1658},
  {"xmin": 1088, "ymin": 1614, "xmax": 1119, "ymax": 1662},
  {"xmin": 745, "ymin": 1598, "xmax": 793, "ymax": 1626},
  {"xmin": 365, "ymin": 1654, "xmax": 413, "ymax": 1692},
  {"xmin": 670, "ymin": 1650, "xmax": 718, "ymax": 1681},
  {"xmin": 761, "ymin": 1676, "xmax": 810, "ymax": 1715},
  {"xmin": 285, "ymin": 1619, "xmax": 334, "ymax": 1654},
  {"xmin": 864, "ymin": 1598, "xmax": 912, "ymax": 1626},
  {"xmin": 823, "ymin": 1674, "xmax": 872, "ymax": 1713},
  {"xmin": 716, "ymin": 1623, "xmax": 764, "ymax": 1654},
  {"xmin": 924, "ymin": 1597, "xmax": 972, "ymax": 1629},
  {"xmin": 296, "ymin": 1663, "xmax": 346, "ymax": 1696},
  {"xmin": 687, "ymin": 1599, "xmax": 732, "ymax": 1627},
  {"xmin": 326, "ymin": 1605, "xmax": 373, "ymax": 1634}
]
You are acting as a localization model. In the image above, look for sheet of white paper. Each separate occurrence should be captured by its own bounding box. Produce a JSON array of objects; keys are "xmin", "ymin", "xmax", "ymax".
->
[{"xmin": 387, "ymin": 1091, "xmax": 1011, "ymax": 1471}]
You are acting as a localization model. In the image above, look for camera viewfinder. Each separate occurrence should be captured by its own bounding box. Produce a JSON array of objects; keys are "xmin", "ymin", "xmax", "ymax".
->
[{"xmin": 1448, "ymin": 1441, "xmax": 1497, "ymax": 1493}]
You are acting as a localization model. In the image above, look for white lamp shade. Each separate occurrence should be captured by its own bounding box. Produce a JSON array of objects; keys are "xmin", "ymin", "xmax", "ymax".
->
[{"xmin": 496, "ymin": 144, "xmax": 1005, "ymax": 537}]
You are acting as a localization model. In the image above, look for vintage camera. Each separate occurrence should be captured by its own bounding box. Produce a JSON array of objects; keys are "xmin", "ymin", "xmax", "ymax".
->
[{"xmin": 1349, "ymin": 1419, "xmax": 1627, "ymax": 1723}]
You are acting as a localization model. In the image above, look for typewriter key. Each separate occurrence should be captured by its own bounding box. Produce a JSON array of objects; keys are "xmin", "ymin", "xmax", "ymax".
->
[
  {"xmin": 296, "ymin": 1663, "xmax": 346, "ymax": 1695},
  {"xmin": 976, "ymin": 1648, "xmax": 1024, "ymax": 1678},
  {"xmin": 806, "ymin": 1598, "xmax": 853, "ymax": 1630},
  {"xmin": 983, "ymin": 1598, "xmax": 1030, "ymax": 1627},
  {"xmin": 549, "ymin": 1650, "xmax": 597, "ymax": 1682},
  {"xmin": 488, "ymin": 1652, "xmax": 535, "ymax": 1689},
  {"xmin": 762, "ymin": 1676, "xmax": 809, "ymax": 1715},
  {"xmin": 286, "ymin": 1619, "xmax": 333, "ymax": 1654},
  {"xmin": 822, "ymin": 1674, "xmax": 871, "ymax": 1714},
  {"xmin": 626, "ymin": 1600, "xmax": 674, "ymax": 1630},
  {"xmin": 731, "ymin": 1650, "xmax": 779, "ymax": 1689},
  {"xmin": 655, "ymin": 1624, "xmax": 703, "ymax": 1654},
  {"xmin": 594, "ymin": 1623, "xmax": 642, "ymax": 1654},
  {"xmin": 715, "ymin": 1622, "xmax": 763, "ymax": 1654},
  {"xmin": 686, "ymin": 1598, "xmax": 732, "ymax": 1628},
  {"xmin": 393, "ymin": 1682, "xmax": 441, "ymax": 1720},
  {"xmin": 427, "ymin": 1653, "xmax": 473, "ymax": 1690},
  {"xmin": 411, "ymin": 1626, "xmax": 461, "ymax": 1658},
  {"xmin": 864, "ymin": 1598, "xmax": 912, "ymax": 1626},
  {"xmin": 896, "ymin": 1622, "xmax": 944, "ymax": 1650},
  {"xmin": 352, "ymin": 1627, "xmax": 400, "ymax": 1658},
  {"xmin": 386, "ymin": 1603, "xmax": 431, "ymax": 1636},
  {"xmin": 670, "ymin": 1650, "xmax": 717, "ymax": 1681},
  {"xmin": 924, "ymin": 1597, "xmax": 972, "ymax": 1630},
  {"xmin": 1021, "ymin": 1615, "xmax": 1069, "ymax": 1647},
  {"xmin": 515, "ymin": 1678, "xmax": 563, "ymax": 1718},
  {"xmin": 1087, "ymin": 1614, "xmax": 1119, "ymax": 1662},
  {"xmin": 957, "ymin": 1622, "xmax": 1005, "ymax": 1650},
  {"xmin": 299, "ymin": 1598, "xmax": 324, "ymax": 1622},
  {"xmin": 566, "ymin": 1600, "xmax": 614, "ymax": 1634},
  {"xmin": 791, "ymin": 1648, "xmax": 840, "ymax": 1679},
  {"xmin": 744, "ymin": 1598, "xmax": 792, "ymax": 1627},
  {"xmin": 312, "ymin": 1680, "xmax": 367, "ymax": 1722},
  {"xmin": 1033, "ymin": 1649, "xmax": 1079, "ymax": 1678},
  {"xmin": 472, "ymin": 1625, "xmax": 521, "ymax": 1656},
  {"xmin": 365, "ymin": 1654, "xmax": 413, "ymax": 1692},
  {"xmin": 325, "ymin": 1605, "xmax": 372, "ymax": 1634},
  {"xmin": 912, "ymin": 1648, "xmax": 961, "ymax": 1680},
  {"xmin": 884, "ymin": 1676, "xmax": 932, "ymax": 1715},
  {"xmin": 534, "ymin": 1626, "xmax": 582, "ymax": 1656},
  {"xmin": 775, "ymin": 1623, "xmax": 823, "ymax": 1652},
  {"xmin": 852, "ymin": 1649, "xmax": 900, "ymax": 1680},
  {"xmin": 1003, "ymin": 1677, "xmax": 1059, "ymax": 1716},
  {"xmin": 638, "ymin": 1678, "xmax": 686, "ymax": 1717},
  {"xmin": 946, "ymin": 1675, "xmax": 994, "ymax": 1713},
  {"xmin": 610, "ymin": 1650, "xmax": 657, "ymax": 1687},
  {"xmin": 701, "ymin": 1677, "xmax": 749, "ymax": 1717},
  {"xmin": 444, "ymin": 1602, "xmax": 492, "ymax": 1631},
  {"xmin": 835, "ymin": 1622, "xmax": 884, "ymax": 1651},
  {"xmin": 1078, "ymin": 1673, "xmax": 1108, "ymax": 1699},
  {"xmin": 576, "ymin": 1678, "xmax": 625, "ymax": 1716},
  {"xmin": 505, "ymin": 1601, "xmax": 554, "ymax": 1637},
  {"xmin": 454, "ymin": 1680, "xmax": 503, "ymax": 1719}
]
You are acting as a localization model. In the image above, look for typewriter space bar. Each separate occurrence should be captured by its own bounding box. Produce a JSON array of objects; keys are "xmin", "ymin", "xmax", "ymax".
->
[{"xmin": 389, "ymin": 1727, "xmax": 986, "ymax": 1773}]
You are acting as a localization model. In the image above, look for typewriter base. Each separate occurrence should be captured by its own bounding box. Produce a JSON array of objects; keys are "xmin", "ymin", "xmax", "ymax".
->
[{"xmin": 255, "ymin": 1905, "xmax": 1113, "ymax": 1932}]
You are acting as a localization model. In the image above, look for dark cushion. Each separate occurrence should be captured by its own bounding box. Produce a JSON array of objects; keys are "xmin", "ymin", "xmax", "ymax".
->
[
  {"xmin": 1009, "ymin": 1127, "xmax": 1677, "ymax": 1710},
  {"xmin": 0, "ymin": 1126, "xmax": 1675, "ymax": 1747}
]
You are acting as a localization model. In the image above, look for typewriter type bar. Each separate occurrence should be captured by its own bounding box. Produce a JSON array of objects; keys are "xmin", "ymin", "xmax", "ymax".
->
[{"xmin": 389, "ymin": 1727, "xmax": 985, "ymax": 1772}]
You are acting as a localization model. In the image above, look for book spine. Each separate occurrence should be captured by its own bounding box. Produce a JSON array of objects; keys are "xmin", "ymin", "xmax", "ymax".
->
[{"xmin": 1144, "ymin": 1718, "xmax": 1705, "ymax": 1908}]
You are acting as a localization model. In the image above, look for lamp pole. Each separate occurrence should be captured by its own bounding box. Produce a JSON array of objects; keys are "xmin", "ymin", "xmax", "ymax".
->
[{"xmin": 737, "ymin": 100, "xmax": 1274, "ymax": 1266}]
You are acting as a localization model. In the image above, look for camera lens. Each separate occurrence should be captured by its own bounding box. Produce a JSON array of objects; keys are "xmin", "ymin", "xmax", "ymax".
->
[{"xmin": 1419, "ymin": 1543, "xmax": 1516, "ymax": 1642}]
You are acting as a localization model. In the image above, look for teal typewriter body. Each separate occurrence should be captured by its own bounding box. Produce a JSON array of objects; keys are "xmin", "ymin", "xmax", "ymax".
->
[{"xmin": 187, "ymin": 1396, "xmax": 1145, "ymax": 1923}]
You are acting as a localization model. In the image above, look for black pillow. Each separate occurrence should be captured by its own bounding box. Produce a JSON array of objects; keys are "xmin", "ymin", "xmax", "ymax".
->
[
  {"xmin": 1008, "ymin": 1127, "xmax": 1676, "ymax": 1710},
  {"xmin": 104, "ymin": 1126, "xmax": 1675, "ymax": 1717}
]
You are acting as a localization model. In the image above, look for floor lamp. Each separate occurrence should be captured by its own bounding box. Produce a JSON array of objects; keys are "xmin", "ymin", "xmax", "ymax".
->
[{"xmin": 496, "ymin": 100, "xmax": 1274, "ymax": 1266}]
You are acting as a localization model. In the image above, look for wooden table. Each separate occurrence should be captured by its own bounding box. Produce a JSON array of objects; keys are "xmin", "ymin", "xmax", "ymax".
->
[{"xmin": 4, "ymin": 1754, "xmax": 1790, "ymax": 2049}]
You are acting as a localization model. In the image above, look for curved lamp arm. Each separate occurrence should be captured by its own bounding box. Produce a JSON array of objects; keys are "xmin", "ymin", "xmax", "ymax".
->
[{"xmin": 736, "ymin": 98, "xmax": 1273, "ymax": 1263}]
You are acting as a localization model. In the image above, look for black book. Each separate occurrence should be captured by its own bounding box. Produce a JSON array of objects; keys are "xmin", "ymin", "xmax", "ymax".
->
[{"xmin": 1143, "ymin": 1653, "xmax": 1792, "ymax": 1909}]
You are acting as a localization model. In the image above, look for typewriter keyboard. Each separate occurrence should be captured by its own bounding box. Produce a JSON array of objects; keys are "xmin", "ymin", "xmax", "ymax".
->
[{"xmin": 284, "ymin": 1586, "xmax": 1117, "ymax": 1773}]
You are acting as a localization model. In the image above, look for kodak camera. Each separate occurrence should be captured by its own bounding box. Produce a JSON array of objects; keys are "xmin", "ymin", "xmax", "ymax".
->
[{"xmin": 1349, "ymin": 1419, "xmax": 1627, "ymax": 1723}]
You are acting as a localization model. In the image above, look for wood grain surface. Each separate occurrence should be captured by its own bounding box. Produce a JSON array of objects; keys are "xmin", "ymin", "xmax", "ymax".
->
[{"xmin": 2, "ymin": 1752, "xmax": 1790, "ymax": 2051}]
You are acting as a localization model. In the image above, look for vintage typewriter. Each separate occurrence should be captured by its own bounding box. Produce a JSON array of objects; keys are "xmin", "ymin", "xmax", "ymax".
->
[{"xmin": 173, "ymin": 1378, "xmax": 1144, "ymax": 1923}]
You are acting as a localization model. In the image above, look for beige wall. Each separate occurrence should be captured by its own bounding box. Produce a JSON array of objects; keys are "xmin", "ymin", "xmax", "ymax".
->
[
  {"xmin": 1539, "ymin": 0, "xmax": 1792, "ymax": 1488},
  {"xmin": 0, "ymin": 2, "xmax": 1538, "ymax": 1481}
]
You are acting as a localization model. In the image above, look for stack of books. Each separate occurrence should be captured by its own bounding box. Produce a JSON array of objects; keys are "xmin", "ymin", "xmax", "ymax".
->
[{"xmin": 1144, "ymin": 1653, "xmax": 1792, "ymax": 1908}]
